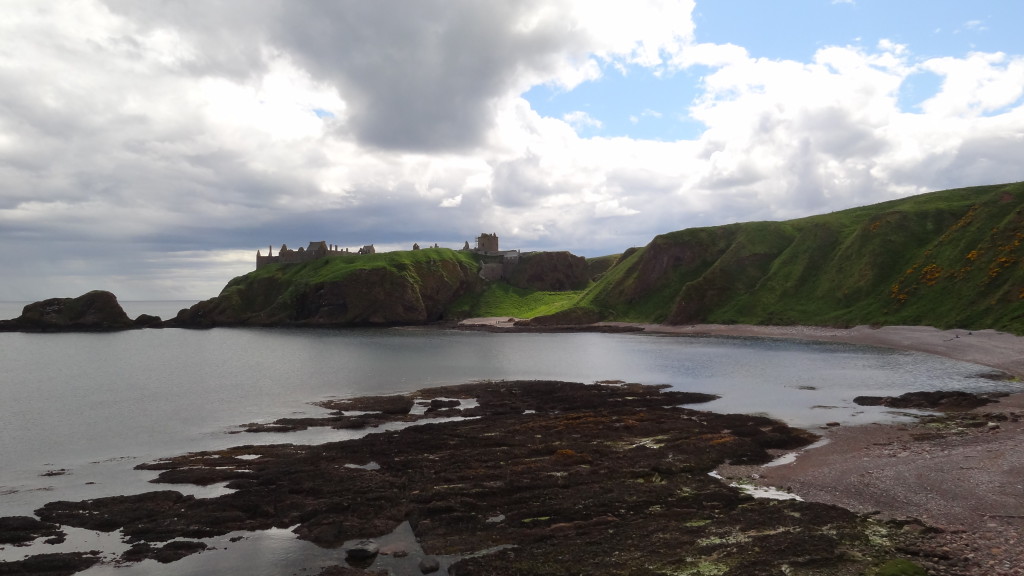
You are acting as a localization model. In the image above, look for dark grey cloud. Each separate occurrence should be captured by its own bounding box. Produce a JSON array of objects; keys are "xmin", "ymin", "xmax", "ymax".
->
[
  {"xmin": 490, "ymin": 153, "xmax": 558, "ymax": 208},
  {"xmin": 103, "ymin": 0, "xmax": 590, "ymax": 152}
]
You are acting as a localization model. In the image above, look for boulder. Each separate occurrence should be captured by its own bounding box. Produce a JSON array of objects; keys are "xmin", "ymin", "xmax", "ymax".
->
[
  {"xmin": 133, "ymin": 314, "xmax": 164, "ymax": 328},
  {"xmin": 853, "ymin": 391, "xmax": 996, "ymax": 411}
]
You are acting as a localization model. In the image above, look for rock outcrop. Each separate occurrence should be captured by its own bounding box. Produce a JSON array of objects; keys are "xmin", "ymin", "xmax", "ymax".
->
[
  {"xmin": 505, "ymin": 251, "xmax": 590, "ymax": 291},
  {"xmin": 0, "ymin": 290, "xmax": 136, "ymax": 332}
]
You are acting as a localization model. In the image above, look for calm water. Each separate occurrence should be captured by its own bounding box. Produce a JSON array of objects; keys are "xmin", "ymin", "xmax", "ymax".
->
[{"xmin": 1, "ymin": 301, "xmax": 1019, "ymax": 573}]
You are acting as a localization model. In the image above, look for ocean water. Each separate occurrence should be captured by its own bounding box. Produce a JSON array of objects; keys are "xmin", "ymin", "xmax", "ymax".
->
[
  {"xmin": 0, "ymin": 305, "xmax": 1019, "ymax": 573},
  {"xmin": 0, "ymin": 300, "xmax": 197, "ymax": 323}
]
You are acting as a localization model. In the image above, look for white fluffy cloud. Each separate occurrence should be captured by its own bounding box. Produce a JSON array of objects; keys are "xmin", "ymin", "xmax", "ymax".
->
[{"xmin": 0, "ymin": 0, "xmax": 1022, "ymax": 302}]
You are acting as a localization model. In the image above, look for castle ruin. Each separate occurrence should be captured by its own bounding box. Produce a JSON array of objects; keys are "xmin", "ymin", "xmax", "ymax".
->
[
  {"xmin": 256, "ymin": 241, "xmax": 348, "ymax": 269},
  {"xmin": 475, "ymin": 233, "xmax": 499, "ymax": 253},
  {"xmin": 256, "ymin": 234, "xmax": 519, "ymax": 280},
  {"xmin": 471, "ymin": 233, "xmax": 520, "ymax": 281}
]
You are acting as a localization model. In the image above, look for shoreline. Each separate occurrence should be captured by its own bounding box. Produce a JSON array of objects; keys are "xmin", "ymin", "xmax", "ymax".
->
[
  {"xmin": 719, "ymin": 395, "xmax": 1024, "ymax": 575},
  {"xmin": 459, "ymin": 318, "xmax": 1024, "ymax": 379},
  {"xmin": 459, "ymin": 318, "xmax": 1024, "ymax": 575}
]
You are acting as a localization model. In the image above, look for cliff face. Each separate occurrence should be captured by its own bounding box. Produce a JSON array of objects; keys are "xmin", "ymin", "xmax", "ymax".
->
[
  {"xmin": 505, "ymin": 251, "xmax": 590, "ymax": 291},
  {"xmin": 0, "ymin": 290, "xmax": 135, "ymax": 332},
  {"xmin": 171, "ymin": 248, "xmax": 484, "ymax": 327},
  {"xmin": 581, "ymin": 182, "xmax": 1024, "ymax": 334}
]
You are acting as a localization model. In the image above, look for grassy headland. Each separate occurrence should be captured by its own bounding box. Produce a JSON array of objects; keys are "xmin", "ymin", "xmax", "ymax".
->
[
  {"xmin": 174, "ymin": 182, "xmax": 1024, "ymax": 333},
  {"xmin": 574, "ymin": 181, "xmax": 1024, "ymax": 333}
]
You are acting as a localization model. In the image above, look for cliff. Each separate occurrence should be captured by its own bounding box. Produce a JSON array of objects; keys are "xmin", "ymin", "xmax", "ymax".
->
[
  {"xmin": 505, "ymin": 251, "xmax": 589, "ymax": 291},
  {"xmin": 170, "ymin": 248, "xmax": 485, "ymax": 327},
  {"xmin": 573, "ymin": 181, "xmax": 1024, "ymax": 333},
  {"xmin": 0, "ymin": 290, "xmax": 136, "ymax": 332},
  {"xmin": 10, "ymin": 182, "xmax": 1023, "ymax": 333}
]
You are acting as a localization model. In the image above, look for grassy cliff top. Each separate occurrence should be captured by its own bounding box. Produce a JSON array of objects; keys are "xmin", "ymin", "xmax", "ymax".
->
[
  {"xmin": 235, "ymin": 247, "xmax": 479, "ymax": 288},
  {"xmin": 579, "ymin": 181, "xmax": 1024, "ymax": 333}
]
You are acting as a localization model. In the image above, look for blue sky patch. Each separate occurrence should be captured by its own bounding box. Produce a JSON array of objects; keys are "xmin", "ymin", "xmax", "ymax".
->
[
  {"xmin": 897, "ymin": 70, "xmax": 944, "ymax": 113},
  {"xmin": 524, "ymin": 64, "xmax": 710, "ymax": 141}
]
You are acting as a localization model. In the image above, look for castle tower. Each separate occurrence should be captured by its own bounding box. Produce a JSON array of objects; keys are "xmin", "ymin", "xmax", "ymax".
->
[{"xmin": 475, "ymin": 233, "xmax": 499, "ymax": 253}]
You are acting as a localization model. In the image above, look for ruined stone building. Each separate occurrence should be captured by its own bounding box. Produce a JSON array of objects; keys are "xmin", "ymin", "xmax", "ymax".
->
[
  {"xmin": 256, "ymin": 241, "xmax": 348, "ymax": 269},
  {"xmin": 256, "ymin": 234, "xmax": 517, "ymax": 279},
  {"xmin": 475, "ymin": 233, "xmax": 499, "ymax": 253},
  {"xmin": 470, "ymin": 233, "xmax": 521, "ymax": 281}
]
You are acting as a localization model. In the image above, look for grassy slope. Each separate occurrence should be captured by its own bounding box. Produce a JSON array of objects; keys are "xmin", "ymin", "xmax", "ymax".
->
[
  {"xmin": 461, "ymin": 283, "xmax": 586, "ymax": 318},
  {"xmin": 581, "ymin": 182, "xmax": 1024, "ymax": 333},
  {"xmin": 213, "ymin": 248, "xmax": 481, "ymax": 321}
]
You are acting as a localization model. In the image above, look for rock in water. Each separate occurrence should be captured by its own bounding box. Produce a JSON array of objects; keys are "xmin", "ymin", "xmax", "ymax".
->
[
  {"xmin": 418, "ymin": 556, "xmax": 441, "ymax": 573},
  {"xmin": 0, "ymin": 290, "xmax": 135, "ymax": 332},
  {"xmin": 346, "ymin": 539, "xmax": 380, "ymax": 561}
]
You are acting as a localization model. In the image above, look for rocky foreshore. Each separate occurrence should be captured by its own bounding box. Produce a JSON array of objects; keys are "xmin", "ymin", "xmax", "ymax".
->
[
  {"xmin": 0, "ymin": 380, "xmax": 942, "ymax": 575},
  {"xmin": 718, "ymin": 391, "xmax": 1024, "ymax": 576}
]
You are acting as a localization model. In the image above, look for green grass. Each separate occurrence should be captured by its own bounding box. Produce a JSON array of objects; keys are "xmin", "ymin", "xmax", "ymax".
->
[
  {"xmin": 467, "ymin": 282, "xmax": 584, "ymax": 318},
  {"xmin": 582, "ymin": 181, "xmax": 1024, "ymax": 333},
  {"xmin": 239, "ymin": 247, "xmax": 478, "ymax": 286},
  {"xmin": 585, "ymin": 254, "xmax": 622, "ymax": 281}
]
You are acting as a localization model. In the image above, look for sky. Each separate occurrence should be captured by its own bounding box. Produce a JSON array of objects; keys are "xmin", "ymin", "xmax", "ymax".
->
[{"xmin": 1, "ymin": 0, "xmax": 1023, "ymax": 302}]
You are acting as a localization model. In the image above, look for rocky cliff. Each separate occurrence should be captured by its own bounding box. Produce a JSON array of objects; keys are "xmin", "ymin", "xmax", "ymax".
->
[
  {"xmin": 505, "ymin": 251, "xmax": 589, "ymax": 291},
  {"xmin": 169, "ymin": 248, "xmax": 484, "ymax": 327}
]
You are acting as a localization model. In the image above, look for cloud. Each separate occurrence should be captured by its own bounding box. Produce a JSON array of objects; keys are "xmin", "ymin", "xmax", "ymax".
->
[
  {"xmin": 1, "ymin": 0, "xmax": 1023, "ymax": 301},
  {"xmin": 563, "ymin": 111, "xmax": 603, "ymax": 131},
  {"xmin": 963, "ymin": 20, "xmax": 987, "ymax": 32},
  {"xmin": 920, "ymin": 52, "xmax": 1024, "ymax": 117},
  {"xmin": 440, "ymin": 194, "xmax": 463, "ymax": 208}
]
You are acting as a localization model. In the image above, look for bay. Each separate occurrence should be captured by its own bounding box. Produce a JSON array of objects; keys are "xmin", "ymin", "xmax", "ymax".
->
[{"xmin": 0, "ymin": 307, "xmax": 1018, "ymax": 574}]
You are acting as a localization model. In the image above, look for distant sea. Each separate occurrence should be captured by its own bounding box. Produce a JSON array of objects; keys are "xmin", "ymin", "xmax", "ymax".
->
[
  {"xmin": 0, "ymin": 300, "xmax": 197, "ymax": 322},
  {"xmin": 1, "ymin": 302, "xmax": 1020, "ymax": 574}
]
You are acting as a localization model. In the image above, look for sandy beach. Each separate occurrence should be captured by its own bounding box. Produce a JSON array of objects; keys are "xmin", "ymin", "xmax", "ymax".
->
[
  {"xmin": 603, "ymin": 322, "xmax": 1024, "ymax": 379},
  {"xmin": 459, "ymin": 319, "xmax": 1024, "ymax": 574}
]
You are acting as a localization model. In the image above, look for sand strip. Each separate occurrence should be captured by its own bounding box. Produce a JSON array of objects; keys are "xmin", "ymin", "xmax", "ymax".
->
[{"xmin": 602, "ymin": 323, "xmax": 1024, "ymax": 379}]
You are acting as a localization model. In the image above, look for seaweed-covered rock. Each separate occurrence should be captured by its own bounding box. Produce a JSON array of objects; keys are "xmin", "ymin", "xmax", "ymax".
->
[
  {"xmin": 0, "ymin": 516, "xmax": 64, "ymax": 544},
  {"xmin": 0, "ymin": 552, "xmax": 101, "ymax": 575},
  {"xmin": 20, "ymin": 381, "xmax": 924, "ymax": 574},
  {"xmin": 854, "ymin": 391, "xmax": 997, "ymax": 411}
]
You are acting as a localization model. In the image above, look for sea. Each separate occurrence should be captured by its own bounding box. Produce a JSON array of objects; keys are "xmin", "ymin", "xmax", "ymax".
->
[{"xmin": 1, "ymin": 300, "xmax": 1020, "ymax": 574}]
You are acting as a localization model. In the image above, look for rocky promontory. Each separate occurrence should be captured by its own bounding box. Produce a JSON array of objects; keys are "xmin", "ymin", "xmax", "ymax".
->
[
  {"xmin": 168, "ymin": 248, "xmax": 483, "ymax": 327},
  {"xmin": 166, "ymin": 248, "xmax": 594, "ymax": 328}
]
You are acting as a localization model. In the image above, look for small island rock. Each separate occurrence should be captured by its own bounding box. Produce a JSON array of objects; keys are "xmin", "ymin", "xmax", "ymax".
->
[{"xmin": 0, "ymin": 290, "xmax": 135, "ymax": 332}]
